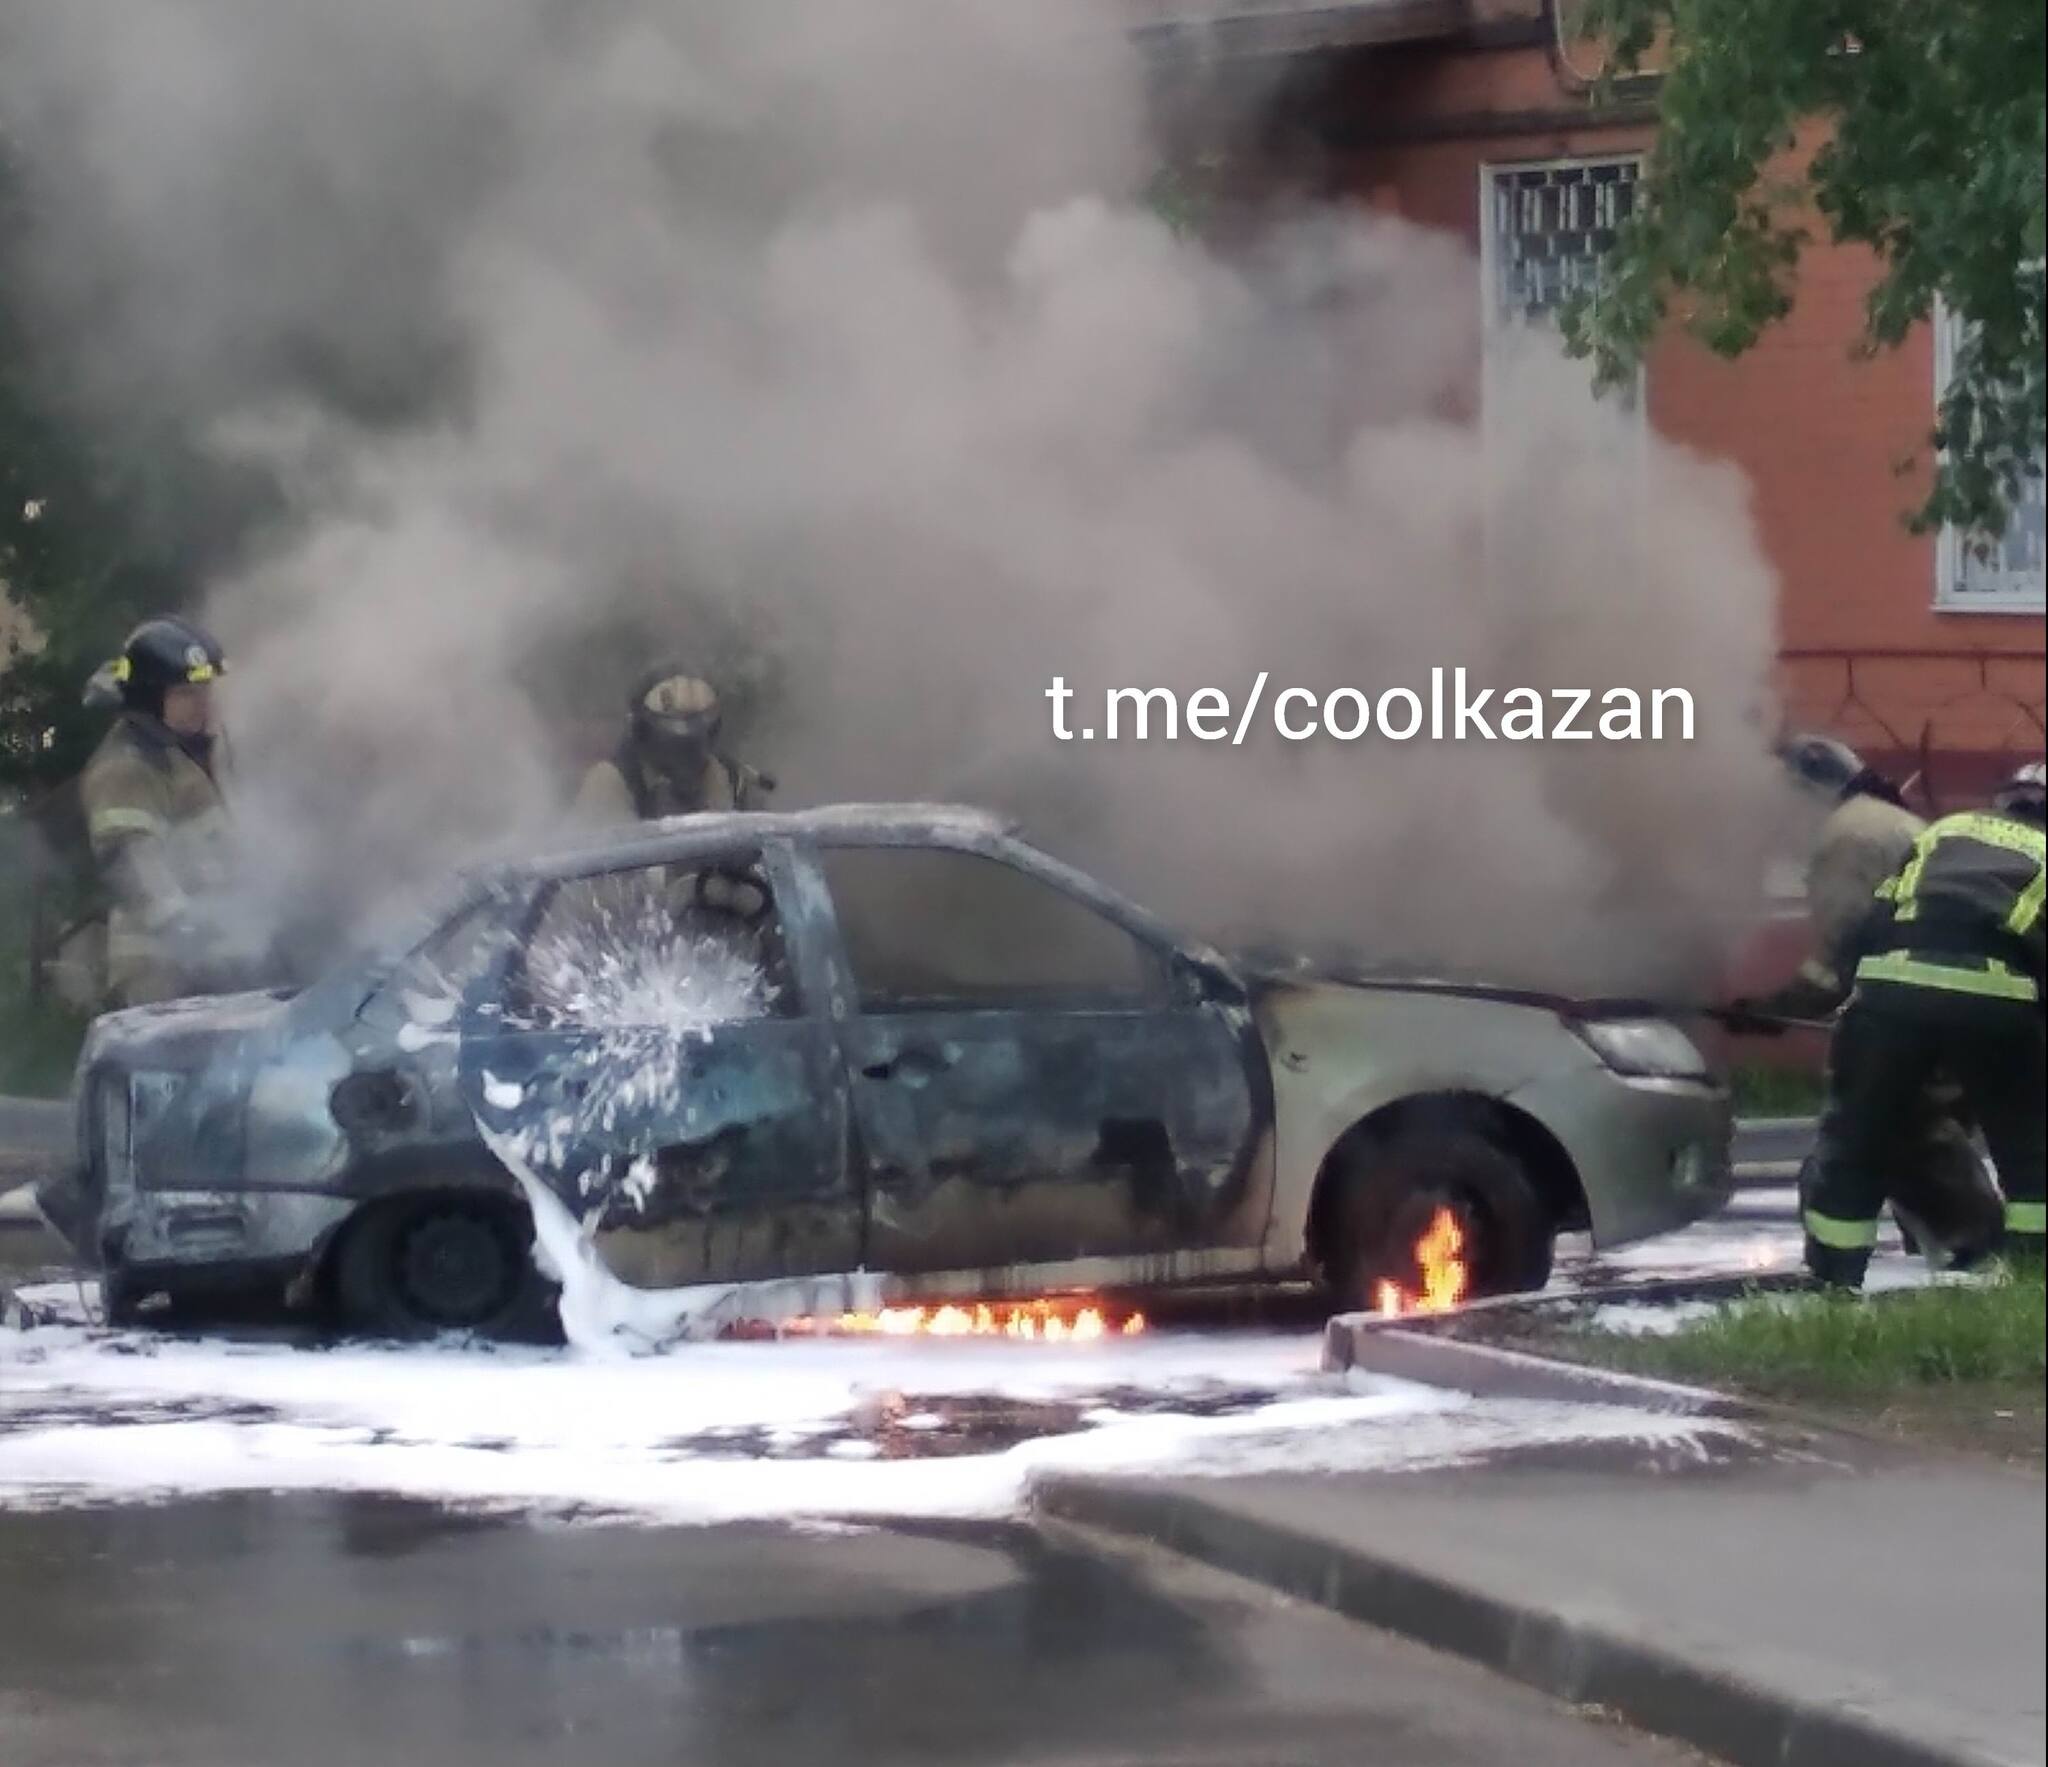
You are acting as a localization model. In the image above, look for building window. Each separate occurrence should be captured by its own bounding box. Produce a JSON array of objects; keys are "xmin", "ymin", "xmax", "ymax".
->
[
  {"xmin": 1934, "ymin": 299, "xmax": 2046, "ymax": 614},
  {"xmin": 1481, "ymin": 156, "xmax": 1643, "ymax": 416},
  {"xmin": 1484, "ymin": 158, "xmax": 1640, "ymax": 325}
]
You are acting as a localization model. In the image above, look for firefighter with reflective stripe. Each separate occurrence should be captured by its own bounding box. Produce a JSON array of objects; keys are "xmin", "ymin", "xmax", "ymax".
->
[
  {"xmin": 77, "ymin": 618, "xmax": 238, "ymax": 1008},
  {"xmin": 1727, "ymin": 737, "xmax": 2001, "ymax": 1261},
  {"xmin": 571, "ymin": 666, "xmax": 768, "ymax": 825},
  {"xmin": 1803, "ymin": 762, "xmax": 2047, "ymax": 1286}
]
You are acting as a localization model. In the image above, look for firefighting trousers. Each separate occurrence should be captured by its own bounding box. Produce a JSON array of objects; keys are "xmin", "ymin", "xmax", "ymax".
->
[{"xmin": 1804, "ymin": 984, "xmax": 2046, "ymax": 1285}]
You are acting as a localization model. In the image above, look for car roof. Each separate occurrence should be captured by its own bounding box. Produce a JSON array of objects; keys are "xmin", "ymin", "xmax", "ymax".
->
[{"xmin": 503, "ymin": 802, "xmax": 1021, "ymax": 880}]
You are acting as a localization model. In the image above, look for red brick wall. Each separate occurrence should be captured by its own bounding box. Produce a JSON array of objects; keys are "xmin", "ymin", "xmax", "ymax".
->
[{"xmin": 1317, "ymin": 41, "xmax": 2045, "ymax": 778}]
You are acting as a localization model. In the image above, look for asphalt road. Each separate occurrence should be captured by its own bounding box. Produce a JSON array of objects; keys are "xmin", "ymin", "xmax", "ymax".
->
[{"xmin": 0, "ymin": 1498, "xmax": 1706, "ymax": 1767}]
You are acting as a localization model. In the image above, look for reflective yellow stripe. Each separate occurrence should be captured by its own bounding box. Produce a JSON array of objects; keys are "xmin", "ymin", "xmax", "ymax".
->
[
  {"xmin": 1891, "ymin": 841, "xmax": 1931, "ymax": 922},
  {"xmin": 2010, "ymin": 869, "xmax": 2045, "ymax": 936},
  {"xmin": 1941, "ymin": 813, "xmax": 2047, "ymax": 863},
  {"xmin": 1805, "ymin": 1209, "xmax": 1880, "ymax": 1250},
  {"xmin": 88, "ymin": 806, "xmax": 166, "ymax": 839},
  {"xmin": 1893, "ymin": 815, "xmax": 2047, "ymax": 924},
  {"xmin": 2007, "ymin": 1202, "xmax": 2047, "ymax": 1236},
  {"xmin": 1856, "ymin": 952, "xmax": 2041, "ymax": 1001}
]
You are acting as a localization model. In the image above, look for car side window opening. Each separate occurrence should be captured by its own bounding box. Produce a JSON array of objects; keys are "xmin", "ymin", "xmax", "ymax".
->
[
  {"xmin": 509, "ymin": 856, "xmax": 797, "ymax": 1030},
  {"xmin": 360, "ymin": 901, "xmax": 511, "ymax": 1032},
  {"xmin": 820, "ymin": 846, "xmax": 1170, "ymax": 1011}
]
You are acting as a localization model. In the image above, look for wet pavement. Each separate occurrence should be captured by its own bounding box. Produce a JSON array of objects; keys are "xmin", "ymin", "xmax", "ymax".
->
[{"xmin": 0, "ymin": 1496, "xmax": 1706, "ymax": 1766}]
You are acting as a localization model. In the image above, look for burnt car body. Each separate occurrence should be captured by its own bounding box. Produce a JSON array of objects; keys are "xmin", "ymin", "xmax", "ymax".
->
[{"xmin": 38, "ymin": 804, "xmax": 1732, "ymax": 1332}]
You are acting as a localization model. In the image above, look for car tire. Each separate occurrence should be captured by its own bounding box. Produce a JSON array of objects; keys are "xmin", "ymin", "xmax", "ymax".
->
[
  {"xmin": 333, "ymin": 1195, "xmax": 548, "ymax": 1341},
  {"xmin": 1330, "ymin": 1123, "xmax": 1554, "ymax": 1309}
]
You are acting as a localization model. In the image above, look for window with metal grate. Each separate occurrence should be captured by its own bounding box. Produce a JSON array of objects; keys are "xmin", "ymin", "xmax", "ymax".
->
[{"xmin": 1934, "ymin": 296, "xmax": 2046, "ymax": 614}]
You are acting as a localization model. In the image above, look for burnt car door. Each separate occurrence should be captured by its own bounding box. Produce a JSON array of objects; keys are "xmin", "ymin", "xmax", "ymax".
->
[
  {"xmin": 458, "ymin": 841, "xmax": 855, "ymax": 1287},
  {"xmin": 806, "ymin": 838, "xmax": 1268, "ymax": 1272}
]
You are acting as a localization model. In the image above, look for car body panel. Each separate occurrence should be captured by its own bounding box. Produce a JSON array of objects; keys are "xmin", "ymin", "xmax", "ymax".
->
[
  {"xmin": 790, "ymin": 834, "xmax": 1273, "ymax": 1274},
  {"xmin": 1253, "ymin": 978, "xmax": 1730, "ymax": 1261}
]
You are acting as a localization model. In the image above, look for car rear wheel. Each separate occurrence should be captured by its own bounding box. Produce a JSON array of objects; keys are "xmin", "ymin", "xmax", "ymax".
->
[
  {"xmin": 333, "ymin": 1196, "xmax": 540, "ymax": 1340},
  {"xmin": 1329, "ymin": 1124, "xmax": 1554, "ymax": 1310}
]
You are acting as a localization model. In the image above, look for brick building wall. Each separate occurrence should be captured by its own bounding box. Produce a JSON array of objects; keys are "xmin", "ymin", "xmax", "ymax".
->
[{"xmin": 1290, "ymin": 32, "xmax": 2045, "ymax": 798}]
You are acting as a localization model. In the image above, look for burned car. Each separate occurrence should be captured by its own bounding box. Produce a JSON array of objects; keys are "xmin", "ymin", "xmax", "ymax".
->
[{"xmin": 38, "ymin": 805, "xmax": 1731, "ymax": 1333}]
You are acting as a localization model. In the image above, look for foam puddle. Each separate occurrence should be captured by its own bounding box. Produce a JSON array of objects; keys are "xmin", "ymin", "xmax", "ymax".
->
[{"xmin": 0, "ymin": 1298, "xmax": 1747, "ymax": 1524}]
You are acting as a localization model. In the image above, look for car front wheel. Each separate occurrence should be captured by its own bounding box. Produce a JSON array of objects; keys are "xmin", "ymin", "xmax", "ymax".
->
[{"xmin": 1329, "ymin": 1123, "xmax": 1554, "ymax": 1311}]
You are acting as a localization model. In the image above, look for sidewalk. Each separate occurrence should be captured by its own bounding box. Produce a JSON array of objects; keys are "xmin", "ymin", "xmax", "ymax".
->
[{"xmin": 1041, "ymin": 1436, "xmax": 2046, "ymax": 1767}]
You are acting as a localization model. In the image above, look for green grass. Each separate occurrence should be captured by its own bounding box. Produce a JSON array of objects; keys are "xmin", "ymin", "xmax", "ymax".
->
[
  {"xmin": 1586, "ymin": 1272, "xmax": 2047, "ymax": 1400},
  {"xmin": 1728, "ymin": 1062, "xmax": 1825, "ymax": 1118}
]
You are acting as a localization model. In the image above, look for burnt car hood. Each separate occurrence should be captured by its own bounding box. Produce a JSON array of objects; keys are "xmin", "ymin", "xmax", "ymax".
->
[{"xmin": 1236, "ymin": 954, "xmax": 1664, "ymax": 1021}]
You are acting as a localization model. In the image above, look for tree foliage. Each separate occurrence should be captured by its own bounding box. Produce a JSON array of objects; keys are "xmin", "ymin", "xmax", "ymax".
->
[
  {"xmin": 1561, "ymin": 0, "xmax": 2046, "ymax": 538},
  {"xmin": 1, "ymin": 143, "xmax": 276, "ymax": 801}
]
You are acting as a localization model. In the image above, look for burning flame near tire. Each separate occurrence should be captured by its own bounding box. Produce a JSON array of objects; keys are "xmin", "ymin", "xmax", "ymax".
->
[
  {"xmin": 784, "ymin": 1299, "xmax": 1146, "ymax": 1341},
  {"xmin": 1375, "ymin": 1206, "xmax": 1470, "ymax": 1318}
]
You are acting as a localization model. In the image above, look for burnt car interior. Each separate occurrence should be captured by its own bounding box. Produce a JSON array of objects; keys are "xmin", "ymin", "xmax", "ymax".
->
[{"xmin": 504, "ymin": 853, "xmax": 797, "ymax": 1026}]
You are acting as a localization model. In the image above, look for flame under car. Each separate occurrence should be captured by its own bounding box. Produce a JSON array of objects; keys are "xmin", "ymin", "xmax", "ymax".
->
[{"xmin": 38, "ymin": 804, "xmax": 1732, "ymax": 1335}]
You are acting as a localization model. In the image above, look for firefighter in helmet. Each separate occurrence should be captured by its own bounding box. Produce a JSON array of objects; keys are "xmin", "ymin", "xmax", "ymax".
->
[
  {"xmin": 1719, "ymin": 736, "xmax": 2001, "ymax": 1265},
  {"xmin": 77, "ymin": 616, "xmax": 243, "ymax": 1008},
  {"xmin": 1802, "ymin": 760, "xmax": 2047, "ymax": 1288},
  {"xmin": 1742, "ymin": 735, "xmax": 1927, "ymax": 1021},
  {"xmin": 572, "ymin": 665, "xmax": 769, "ymax": 826}
]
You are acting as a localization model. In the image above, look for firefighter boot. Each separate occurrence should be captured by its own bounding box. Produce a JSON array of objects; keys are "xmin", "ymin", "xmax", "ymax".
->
[{"xmin": 1803, "ymin": 1235, "xmax": 1871, "ymax": 1291}]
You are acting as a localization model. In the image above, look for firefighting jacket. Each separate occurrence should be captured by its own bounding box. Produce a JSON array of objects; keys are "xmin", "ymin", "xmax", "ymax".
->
[
  {"xmin": 571, "ymin": 750, "xmax": 760, "ymax": 825},
  {"xmin": 1753, "ymin": 789, "xmax": 1925, "ymax": 1017},
  {"xmin": 78, "ymin": 713, "xmax": 233, "ymax": 1004},
  {"xmin": 1850, "ymin": 809, "xmax": 2046, "ymax": 1004}
]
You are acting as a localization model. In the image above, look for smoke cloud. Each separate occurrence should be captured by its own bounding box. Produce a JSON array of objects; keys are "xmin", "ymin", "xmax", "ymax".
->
[{"xmin": 1, "ymin": 0, "xmax": 1791, "ymax": 994}]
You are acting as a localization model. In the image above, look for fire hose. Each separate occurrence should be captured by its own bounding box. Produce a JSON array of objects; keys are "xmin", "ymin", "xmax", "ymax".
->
[{"xmin": 1665, "ymin": 1004, "xmax": 1836, "ymax": 1038}]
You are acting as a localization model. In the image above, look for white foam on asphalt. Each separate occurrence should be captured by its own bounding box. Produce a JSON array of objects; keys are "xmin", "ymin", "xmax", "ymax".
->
[
  {"xmin": 0, "ymin": 1300, "xmax": 1745, "ymax": 1523},
  {"xmin": 3, "ymin": 1179, "xmax": 1849, "ymax": 1524},
  {"xmin": 1585, "ymin": 1301, "xmax": 1724, "ymax": 1336}
]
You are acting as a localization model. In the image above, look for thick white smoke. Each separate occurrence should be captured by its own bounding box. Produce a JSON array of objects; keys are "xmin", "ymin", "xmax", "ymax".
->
[{"xmin": 2, "ymin": 0, "xmax": 1789, "ymax": 993}]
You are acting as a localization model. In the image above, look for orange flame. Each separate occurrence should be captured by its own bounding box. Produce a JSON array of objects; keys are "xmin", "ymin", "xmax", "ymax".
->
[
  {"xmin": 781, "ymin": 1299, "xmax": 1146, "ymax": 1341},
  {"xmin": 1372, "ymin": 1206, "xmax": 1470, "ymax": 1318}
]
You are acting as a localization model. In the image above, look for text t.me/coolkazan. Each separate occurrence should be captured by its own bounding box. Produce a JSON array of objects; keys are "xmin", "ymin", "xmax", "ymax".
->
[{"xmin": 1044, "ymin": 668, "xmax": 1695, "ymax": 746}]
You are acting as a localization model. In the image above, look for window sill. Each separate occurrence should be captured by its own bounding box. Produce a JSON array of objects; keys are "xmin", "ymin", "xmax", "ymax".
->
[{"xmin": 1932, "ymin": 594, "xmax": 2048, "ymax": 618}]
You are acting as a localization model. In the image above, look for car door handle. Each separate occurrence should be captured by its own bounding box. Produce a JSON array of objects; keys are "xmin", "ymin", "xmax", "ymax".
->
[{"xmin": 861, "ymin": 1045, "xmax": 952, "ymax": 1082}]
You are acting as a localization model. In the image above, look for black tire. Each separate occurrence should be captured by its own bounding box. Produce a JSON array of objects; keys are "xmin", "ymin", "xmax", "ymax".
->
[
  {"xmin": 1329, "ymin": 1123, "xmax": 1554, "ymax": 1310},
  {"xmin": 333, "ymin": 1195, "xmax": 541, "ymax": 1340}
]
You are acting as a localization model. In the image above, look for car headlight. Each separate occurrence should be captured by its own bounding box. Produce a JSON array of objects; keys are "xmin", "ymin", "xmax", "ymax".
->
[{"xmin": 1573, "ymin": 1017, "xmax": 1711, "ymax": 1080}]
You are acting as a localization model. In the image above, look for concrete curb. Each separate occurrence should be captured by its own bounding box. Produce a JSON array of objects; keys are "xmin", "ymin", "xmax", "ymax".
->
[
  {"xmin": 1320, "ymin": 1318, "xmax": 1756, "ymax": 1417},
  {"xmin": 1037, "ymin": 1477, "xmax": 2014, "ymax": 1767},
  {"xmin": 1732, "ymin": 1115, "xmax": 1818, "ymax": 1167}
]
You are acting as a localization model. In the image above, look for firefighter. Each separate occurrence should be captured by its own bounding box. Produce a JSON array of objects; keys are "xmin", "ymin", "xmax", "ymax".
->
[
  {"xmin": 1802, "ymin": 761, "xmax": 2047, "ymax": 1288},
  {"xmin": 571, "ymin": 665, "xmax": 769, "ymax": 825},
  {"xmin": 77, "ymin": 617, "xmax": 243, "ymax": 1008},
  {"xmin": 1736, "ymin": 735, "xmax": 1926, "ymax": 1022},
  {"xmin": 1720, "ymin": 737, "xmax": 2001, "ymax": 1264}
]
